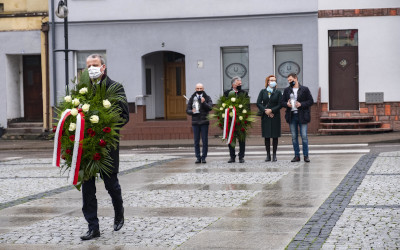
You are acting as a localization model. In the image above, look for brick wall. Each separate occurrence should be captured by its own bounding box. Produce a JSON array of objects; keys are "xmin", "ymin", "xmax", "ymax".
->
[
  {"xmin": 320, "ymin": 102, "xmax": 400, "ymax": 131},
  {"xmin": 360, "ymin": 102, "xmax": 400, "ymax": 131},
  {"xmin": 319, "ymin": 8, "xmax": 400, "ymax": 18}
]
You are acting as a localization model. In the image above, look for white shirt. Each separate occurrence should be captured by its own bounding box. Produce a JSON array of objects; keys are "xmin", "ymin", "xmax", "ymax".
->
[{"xmin": 291, "ymin": 88, "xmax": 299, "ymax": 112}]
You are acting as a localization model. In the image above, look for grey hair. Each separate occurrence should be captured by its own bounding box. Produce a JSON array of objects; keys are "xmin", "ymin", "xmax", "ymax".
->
[
  {"xmin": 87, "ymin": 54, "xmax": 105, "ymax": 65},
  {"xmin": 231, "ymin": 76, "xmax": 241, "ymax": 85}
]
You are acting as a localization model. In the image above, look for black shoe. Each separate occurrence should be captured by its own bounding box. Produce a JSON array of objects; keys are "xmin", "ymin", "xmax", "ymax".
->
[
  {"xmin": 228, "ymin": 158, "xmax": 235, "ymax": 163},
  {"xmin": 201, "ymin": 158, "xmax": 207, "ymax": 164},
  {"xmin": 195, "ymin": 159, "xmax": 201, "ymax": 164},
  {"xmin": 114, "ymin": 216, "xmax": 124, "ymax": 231},
  {"xmin": 80, "ymin": 229, "xmax": 100, "ymax": 240},
  {"xmin": 239, "ymin": 158, "xmax": 245, "ymax": 163},
  {"xmin": 272, "ymin": 154, "xmax": 277, "ymax": 162},
  {"xmin": 265, "ymin": 155, "xmax": 271, "ymax": 162},
  {"xmin": 304, "ymin": 156, "xmax": 310, "ymax": 162},
  {"xmin": 291, "ymin": 156, "xmax": 300, "ymax": 162}
]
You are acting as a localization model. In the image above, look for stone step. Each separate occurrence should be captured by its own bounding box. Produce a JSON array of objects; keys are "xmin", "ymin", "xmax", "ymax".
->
[
  {"xmin": 8, "ymin": 122, "xmax": 43, "ymax": 128},
  {"xmin": 320, "ymin": 122, "xmax": 382, "ymax": 127},
  {"xmin": 319, "ymin": 127, "xmax": 393, "ymax": 134},
  {"xmin": 5, "ymin": 127, "xmax": 44, "ymax": 134},
  {"xmin": 320, "ymin": 116, "xmax": 374, "ymax": 121}
]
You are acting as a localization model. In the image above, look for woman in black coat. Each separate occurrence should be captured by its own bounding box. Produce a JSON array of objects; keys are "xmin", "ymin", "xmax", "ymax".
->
[{"xmin": 256, "ymin": 75, "xmax": 282, "ymax": 161}]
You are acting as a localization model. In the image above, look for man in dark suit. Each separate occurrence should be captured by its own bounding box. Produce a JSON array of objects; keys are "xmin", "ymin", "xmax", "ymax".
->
[
  {"xmin": 281, "ymin": 73, "xmax": 313, "ymax": 163},
  {"xmin": 80, "ymin": 54, "xmax": 130, "ymax": 240},
  {"xmin": 224, "ymin": 76, "xmax": 249, "ymax": 163}
]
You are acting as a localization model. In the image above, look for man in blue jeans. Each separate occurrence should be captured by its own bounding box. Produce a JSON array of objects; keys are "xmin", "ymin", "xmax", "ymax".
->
[
  {"xmin": 281, "ymin": 73, "xmax": 314, "ymax": 162},
  {"xmin": 186, "ymin": 83, "xmax": 213, "ymax": 163}
]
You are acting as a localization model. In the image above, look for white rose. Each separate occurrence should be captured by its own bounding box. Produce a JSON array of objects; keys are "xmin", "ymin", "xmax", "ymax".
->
[
  {"xmin": 68, "ymin": 123, "xmax": 76, "ymax": 131},
  {"xmin": 222, "ymin": 114, "xmax": 225, "ymax": 118},
  {"xmin": 243, "ymin": 109, "xmax": 247, "ymax": 114},
  {"xmin": 239, "ymin": 116, "xmax": 243, "ymax": 120},
  {"xmin": 64, "ymin": 95, "xmax": 72, "ymax": 102},
  {"xmin": 229, "ymin": 112, "xmax": 233, "ymax": 117},
  {"xmin": 82, "ymin": 104, "xmax": 90, "ymax": 112},
  {"xmin": 239, "ymin": 104, "xmax": 243, "ymax": 108},
  {"xmin": 79, "ymin": 87, "xmax": 88, "ymax": 94},
  {"xmin": 231, "ymin": 97, "xmax": 236, "ymax": 102},
  {"xmin": 90, "ymin": 115, "xmax": 99, "ymax": 123},
  {"xmin": 222, "ymin": 103, "xmax": 226, "ymax": 108},
  {"xmin": 229, "ymin": 106, "xmax": 233, "ymax": 109},
  {"xmin": 219, "ymin": 107, "xmax": 223, "ymax": 111},
  {"xmin": 70, "ymin": 108, "xmax": 78, "ymax": 116},
  {"xmin": 103, "ymin": 99, "xmax": 111, "ymax": 109},
  {"xmin": 72, "ymin": 98, "xmax": 80, "ymax": 106}
]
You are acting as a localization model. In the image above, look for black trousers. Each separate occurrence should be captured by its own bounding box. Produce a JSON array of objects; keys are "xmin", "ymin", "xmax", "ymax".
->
[
  {"xmin": 228, "ymin": 140, "xmax": 245, "ymax": 159},
  {"xmin": 82, "ymin": 173, "xmax": 123, "ymax": 230}
]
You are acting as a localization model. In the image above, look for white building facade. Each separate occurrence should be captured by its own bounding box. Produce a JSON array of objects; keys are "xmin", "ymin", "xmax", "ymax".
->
[{"xmin": 318, "ymin": 0, "xmax": 400, "ymax": 131}]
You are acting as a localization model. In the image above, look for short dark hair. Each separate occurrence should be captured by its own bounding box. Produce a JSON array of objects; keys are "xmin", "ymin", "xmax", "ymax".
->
[{"xmin": 288, "ymin": 73, "xmax": 297, "ymax": 79}]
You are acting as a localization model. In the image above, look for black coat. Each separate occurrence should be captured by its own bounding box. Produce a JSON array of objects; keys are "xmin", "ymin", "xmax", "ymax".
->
[
  {"xmin": 186, "ymin": 92, "xmax": 213, "ymax": 125},
  {"xmin": 256, "ymin": 88, "xmax": 282, "ymax": 138},
  {"xmin": 101, "ymin": 76, "xmax": 130, "ymax": 174},
  {"xmin": 281, "ymin": 85, "xmax": 314, "ymax": 124}
]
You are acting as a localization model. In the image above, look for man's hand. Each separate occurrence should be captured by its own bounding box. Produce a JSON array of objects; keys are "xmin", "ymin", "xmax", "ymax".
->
[
  {"xmin": 201, "ymin": 97, "xmax": 205, "ymax": 103},
  {"xmin": 287, "ymin": 101, "xmax": 292, "ymax": 108},
  {"xmin": 295, "ymin": 101, "xmax": 301, "ymax": 108},
  {"xmin": 265, "ymin": 109, "xmax": 272, "ymax": 115}
]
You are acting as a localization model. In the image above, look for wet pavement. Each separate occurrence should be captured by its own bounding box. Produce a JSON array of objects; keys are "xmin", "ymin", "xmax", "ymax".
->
[{"xmin": 0, "ymin": 133, "xmax": 399, "ymax": 249}]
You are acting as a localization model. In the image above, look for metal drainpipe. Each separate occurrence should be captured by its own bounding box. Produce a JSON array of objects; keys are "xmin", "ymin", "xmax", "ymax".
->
[{"xmin": 51, "ymin": 0, "xmax": 57, "ymax": 105}]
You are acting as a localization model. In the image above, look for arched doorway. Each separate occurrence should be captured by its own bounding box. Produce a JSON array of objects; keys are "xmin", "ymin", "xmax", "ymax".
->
[{"xmin": 143, "ymin": 51, "xmax": 186, "ymax": 120}]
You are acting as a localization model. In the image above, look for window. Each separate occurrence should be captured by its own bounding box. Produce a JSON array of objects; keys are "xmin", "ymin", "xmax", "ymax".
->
[
  {"xmin": 0, "ymin": 4, "xmax": 4, "ymax": 13},
  {"xmin": 328, "ymin": 30, "xmax": 358, "ymax": 47},
  {"xmin": 75, "ymin": 51, "xmax": 106, "ymax": 81},
  {"xmin": 274, "ymin": 45, "xmax": 303, "ymax": 89},
  {"xmin": 222, "ymin": 47, "xmax": 249, "ymax": 92}
]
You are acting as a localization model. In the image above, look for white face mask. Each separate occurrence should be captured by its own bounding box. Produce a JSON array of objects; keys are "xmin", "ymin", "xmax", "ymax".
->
[
  {"xmin": 88, "ymin": 66, "xmax": 102, "ymax": 79},
  {"xmin": 269, "ymin": 81, "xmax": 277, "ymax": 88}
]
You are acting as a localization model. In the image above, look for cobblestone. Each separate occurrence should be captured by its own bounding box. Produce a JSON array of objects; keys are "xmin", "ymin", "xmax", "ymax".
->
[
  {"xmin": 154, "ymin": 172, "xmax": 288, "ymax": 185},
  {"xmin": 0, "ymin": 216, "xmax": 219, "ymax": 248},
  {"xmin": 99, "ymin": 190, "xmax": 261, "ymax": 208},
  {"xmin": 196, "ymin": 159, "xmax": 302, "ymax": 169}
]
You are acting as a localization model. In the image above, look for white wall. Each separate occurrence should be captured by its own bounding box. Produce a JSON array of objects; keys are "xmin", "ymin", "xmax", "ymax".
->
[
  {"xmin": 58, "ymin": 0, "xmax": 317, "ymax": 22},
  {"xmin": 319, "ymin": 0, "xmax": 400, "ymax": 10},
  {"xmin": 318, "ymin": 16, "xmax": 400, "ymax": 103}
]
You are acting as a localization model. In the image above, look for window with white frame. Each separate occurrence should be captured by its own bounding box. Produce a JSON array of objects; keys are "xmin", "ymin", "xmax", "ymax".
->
[
  {"xmin": 221, "ymin": 47, "xmax": 249, "ymax": 92},
  {"xmin": 274, "ymin": 45, "xmax": 303, "ymax": 89}
]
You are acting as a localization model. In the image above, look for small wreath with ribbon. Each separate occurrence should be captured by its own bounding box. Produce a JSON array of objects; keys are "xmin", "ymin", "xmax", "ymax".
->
[{"xmin": 208, "ymin": 91, "xmax": 256, "ymax": 147}]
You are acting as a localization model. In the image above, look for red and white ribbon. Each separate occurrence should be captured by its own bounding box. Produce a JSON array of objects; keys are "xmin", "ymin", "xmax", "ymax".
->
[
  {"xmin": 52, "ymin": 108, "xmax": 85, "ymax": 185},
  {"xmin": 222, "ymin": 107, "xmax": 236, "ymax": 145},
  {"xmin": 222, "ymin": 108, "xmax": 230, "ymax": 140},
  {"xmin": 68, "ymin": 112, "xmax": 85, "ymax": 185},
  {"xmin": 52, "ymin": 109, "xmax": 71, "ymax": 167}
]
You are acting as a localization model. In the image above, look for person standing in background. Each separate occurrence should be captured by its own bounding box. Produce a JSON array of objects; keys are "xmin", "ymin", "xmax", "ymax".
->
[
  {"xmin": 281, "ymin": 73, "xmax": 314, "ymax": 162},
  {"xmin": 257, "ymin": 75, "xmax": 282, "ymax": 162},
  {"xmin": 186, "ymin": 83, "xmax": 213, "ymax": 163}
]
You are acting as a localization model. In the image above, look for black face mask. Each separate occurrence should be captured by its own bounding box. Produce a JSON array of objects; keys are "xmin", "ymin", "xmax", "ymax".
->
[
  {"xmin": 196, "ymin": 91, "xmax": 203, "ymax": 95},
  {"xmin": 290, "ymin": 81, "xmax": 295, "ymax": 87},
  {"xmin": 236, "ymin": 85, "xmax": 242, "ymax": 91}
]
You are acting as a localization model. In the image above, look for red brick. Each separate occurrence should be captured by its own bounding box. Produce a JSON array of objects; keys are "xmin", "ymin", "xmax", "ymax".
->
[{"xmin": 385, "ymin": 105, "xmax": 391, "ymax": 116}]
